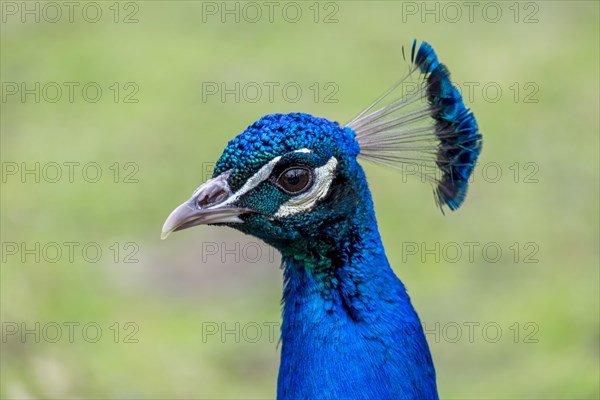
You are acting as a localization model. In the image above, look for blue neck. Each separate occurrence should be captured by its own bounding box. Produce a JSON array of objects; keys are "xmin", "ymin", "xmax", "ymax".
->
[{"xmin": 277, "ymin": 188, "xmax": 438, "ymax": 399}]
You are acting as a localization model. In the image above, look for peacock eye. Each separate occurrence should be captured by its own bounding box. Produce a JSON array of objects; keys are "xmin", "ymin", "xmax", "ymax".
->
[{"xmin": 276, "ymin": 167, "xmax": 313, "ymax": 195}]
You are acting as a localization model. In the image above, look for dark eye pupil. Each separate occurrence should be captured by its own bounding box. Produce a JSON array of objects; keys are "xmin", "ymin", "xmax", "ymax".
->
[
  {"xmin": 286, "ymin": 171, "xmax": 301, "ymax": 186},
  {"xmin": 278, "ymin": 168, "xmax": 311, "ymax": 194}
]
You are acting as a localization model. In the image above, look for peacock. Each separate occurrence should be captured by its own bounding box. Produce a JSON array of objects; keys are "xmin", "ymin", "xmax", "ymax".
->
[{"xmin": 161, "ymin": 40, "xmax": 482, "ymax": 399}]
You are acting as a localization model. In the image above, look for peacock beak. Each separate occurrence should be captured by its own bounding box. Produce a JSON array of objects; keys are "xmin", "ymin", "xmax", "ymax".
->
[{"xmin": 161, "ymin": 171, "xmax": 252, "ymax": 240}]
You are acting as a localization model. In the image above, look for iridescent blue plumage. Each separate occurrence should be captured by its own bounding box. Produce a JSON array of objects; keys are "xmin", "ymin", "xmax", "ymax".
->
[
  {"xmin": 211, "ymin": 113, "xmax": 438, "ymax": 398},
  {"xmin": 162, "ymin": 40, "xmax": 482, "ymax": 399}
]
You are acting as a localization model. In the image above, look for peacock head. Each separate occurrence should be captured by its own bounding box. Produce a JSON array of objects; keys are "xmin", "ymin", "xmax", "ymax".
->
[
  {"xmin": 161, "ymin": 41, "xmax": 483, "ymax": 255},
  {"xmin": 161, "ymin": 112, "xmax": 367, "ymax": 253}
]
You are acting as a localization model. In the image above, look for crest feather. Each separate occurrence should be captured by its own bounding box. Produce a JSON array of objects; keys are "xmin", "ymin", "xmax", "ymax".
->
[{"xmin": 347, "ymin": 40, "xmax": 482, "ymax": 211}]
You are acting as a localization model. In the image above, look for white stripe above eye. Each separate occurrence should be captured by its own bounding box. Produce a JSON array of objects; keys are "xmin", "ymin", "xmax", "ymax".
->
[
  {"xmin": 294, "ymin": 148, "xmax": 312, "ymax": 154},
  {"xmin": 209, "ymin": 148, "xmax": 312, "ymax": 209},
  {"xmin": 274, "ymin": 156, "xmax": 338, "ymax": 218},
  {"xmin": 209, "ymin": 155, "xmax": 281, "ymax": 209}
]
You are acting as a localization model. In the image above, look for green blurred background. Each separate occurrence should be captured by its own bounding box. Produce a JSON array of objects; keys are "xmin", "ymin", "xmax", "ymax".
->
[{"xmin": 1, "ymin": 1, "xmax": 598, "ymax": 399}]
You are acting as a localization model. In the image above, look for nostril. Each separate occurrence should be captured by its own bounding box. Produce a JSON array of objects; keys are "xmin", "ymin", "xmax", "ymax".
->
[
  {"xmin": 212, "ymin": 189, "xmax": 229, "ymax": 204},
  {"xmin": 197, "ymin": 188, "xmax": 228, "ymax": 208},
  {"xmin": 194, "ymin": 170, "xmax": 232, "ymax": 208},
  {"xmin": 197, "ymin": 193, "xmax": 210, "ymax": 207}
]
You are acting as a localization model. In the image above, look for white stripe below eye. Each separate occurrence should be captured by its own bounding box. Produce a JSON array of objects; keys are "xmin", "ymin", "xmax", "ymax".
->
[
  {"xmin": 274, "ymin": 156, "xmax": 338, "ymax": 218},
  {"xmin": 210, "ymin": 155, "xmax": 281, "ymax": 209}
]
